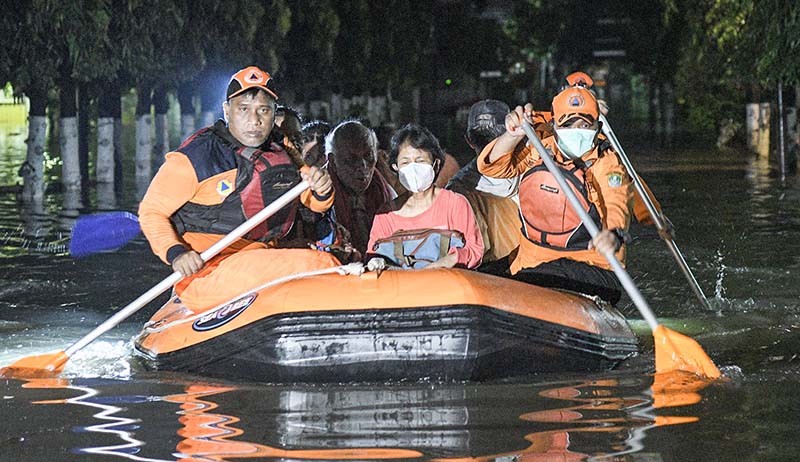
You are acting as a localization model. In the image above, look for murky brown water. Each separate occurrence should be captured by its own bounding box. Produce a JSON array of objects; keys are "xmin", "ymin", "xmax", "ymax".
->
[{"xmin": 1, "ymin": 116, "xmax": 799, "ymax": 461}]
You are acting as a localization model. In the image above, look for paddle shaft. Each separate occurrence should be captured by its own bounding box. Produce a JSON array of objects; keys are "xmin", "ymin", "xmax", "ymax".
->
[
  {"xmin": 520, "ymin": 122, "xmax": 660, "ymax": 331},
  {"xmin": 64, "ymin": 180, "xmax": 310, "ymax": 357},
  {"xmin": 599, "ymin": 115, "xmax": 711, "ymax": 310}
]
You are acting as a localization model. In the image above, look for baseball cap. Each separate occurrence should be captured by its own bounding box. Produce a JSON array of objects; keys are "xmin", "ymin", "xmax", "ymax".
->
[
  {"xmin": 565, "ymin": 71, "xmax": 594, "ymax": 88},
  {"xmin": 226, "ymin": 66, "xmax": 279, "ymax": 101},
  {"xmin": 552, "ymin": 86, "xmax": 599, "ymax": 126},
  {"xmin": 467, "ymin": 99, "xmax": 510, "ymax": 131}
]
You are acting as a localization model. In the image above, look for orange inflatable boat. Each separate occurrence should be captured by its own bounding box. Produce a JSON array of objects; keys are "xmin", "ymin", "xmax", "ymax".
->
[{"xmin": 133, "ymin": 268, "xmax": 638, "ymax": 382}]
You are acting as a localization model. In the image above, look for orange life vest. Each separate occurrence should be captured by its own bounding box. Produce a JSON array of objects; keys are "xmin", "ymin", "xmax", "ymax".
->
[
  {"xmin": 517, "ymin": 160, "xmax": 601, "ymax": 251},
  {"xmin": 169, "ymin": 124, "xmax": 300, "ymax": 242}
]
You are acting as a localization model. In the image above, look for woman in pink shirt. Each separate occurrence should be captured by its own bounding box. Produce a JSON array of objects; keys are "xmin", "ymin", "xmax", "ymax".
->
[{"xmin": 367, "ymin": 124, "xmax": 483, "ymax": 269}]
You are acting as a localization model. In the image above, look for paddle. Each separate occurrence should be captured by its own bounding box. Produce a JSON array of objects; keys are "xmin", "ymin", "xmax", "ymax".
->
[
  {"xmin": 0, "ymin": 180, "xmax": 310, "ymax": 378},
  {"xmin": 520, "ymin": 121, "xmax": 720, "ymax": 379},
  {"xmin": 599, "ymin": 114, "xmax": 712, "ymax": 310},
  {"xmin": 69, "ymin": 211, "xmax": 142, "ymax": 258}
]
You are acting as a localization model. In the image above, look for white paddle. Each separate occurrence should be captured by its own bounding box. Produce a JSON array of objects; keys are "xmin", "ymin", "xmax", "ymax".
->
[{"xmin": 1, "ymin": 181, "xmax": 310, "ymax": 377}]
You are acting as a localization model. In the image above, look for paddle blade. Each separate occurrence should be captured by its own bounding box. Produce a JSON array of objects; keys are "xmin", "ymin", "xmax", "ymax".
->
[
  {"xmin": 69, "ymin": 212, "xmax": 141, "ymax": 258},
  {"xmin": 0, "ymin": 350, "xmax": 69, "ymax": 379},
  {"xmin": 654, "ymin": 325, "xmax": 721, "ymax": 379}
]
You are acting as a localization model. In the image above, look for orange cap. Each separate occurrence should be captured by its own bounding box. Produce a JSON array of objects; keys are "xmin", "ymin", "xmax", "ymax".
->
[
  {"xmin": 565, "ymin": 71, "xmax": 594, "ymax": 88},
  {"xmin": 226, "ymin": 66, "xmax": 279, "ymax": 100},
  {"xmin": 551, "ymin": 86, "xmax": 599, "ymax": 126}
]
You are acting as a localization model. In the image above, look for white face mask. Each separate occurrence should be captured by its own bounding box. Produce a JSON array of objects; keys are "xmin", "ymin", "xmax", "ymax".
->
[
  {"xmin": 398, "ymin": 162, "xmax": 435, "ymax": 193},
  {"xmin": 555, "ymin": 128, "xmax": 597, "ymax": 159}
]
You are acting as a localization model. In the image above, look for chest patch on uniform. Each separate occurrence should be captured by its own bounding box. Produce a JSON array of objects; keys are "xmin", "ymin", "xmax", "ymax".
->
[
  {"xmin": 539, "ymin": 184, "xmax": 559, "ymax": 194},
  {"xmin": 216, "ymin": 179, "xmax": 233, "ymax": 196},
  {"xmin": 607, "ymin": 173, "xmax": 623, "ymax": 188}
]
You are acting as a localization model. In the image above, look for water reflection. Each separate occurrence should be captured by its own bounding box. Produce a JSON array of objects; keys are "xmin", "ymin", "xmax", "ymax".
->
[
  {"xmin": 2, "ymin": 373, "xmax": 713, "ymax": 462},
  {"xmin": 12, "ymin": 378, "xmax": 172, "ymax": 462},
  {"xmin": 0, "ymin": 196, "xmax": 68, "ymax": 256}
]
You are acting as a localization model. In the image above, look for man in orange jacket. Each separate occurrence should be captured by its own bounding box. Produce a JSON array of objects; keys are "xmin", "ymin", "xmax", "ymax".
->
[
  {"xmin": 139, "ymin": 66, "xmax": 340, "ymax": 312},
  {"xmin": 478, "ymin": 83, "xmax": 633, "ymax": 304},
  {"xmin": 564, "ymin": 71, "xmax": 667, "ymax": 229}
]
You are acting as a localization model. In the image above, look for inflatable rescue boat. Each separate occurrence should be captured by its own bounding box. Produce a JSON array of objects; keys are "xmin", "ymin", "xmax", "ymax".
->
[{"xmin": 133, "ymin": 268, "xmax": 638, "ymax": 382}]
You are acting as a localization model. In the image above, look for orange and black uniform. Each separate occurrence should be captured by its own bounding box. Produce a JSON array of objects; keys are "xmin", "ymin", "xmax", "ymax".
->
[
  {"xmin": 139, "ymin": 121, "xmax": 339, "ymax": 312},
  {"xmin": 478, "ymin": 130, "xmax": 633, "ymax": 303},
  {"xmin": 534, "ymin": 110, "xmax": 660, "ymax": 224}
]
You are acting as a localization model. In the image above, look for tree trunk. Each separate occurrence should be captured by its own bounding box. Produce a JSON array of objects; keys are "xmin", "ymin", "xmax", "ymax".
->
[
  {"xmin": 78, "ymin": 82, "xmax": 91, "ymax": 195},
  {"xmin": 746, "ymin": 103, "xmax": 760, "ymax": 152},
  {"xmin": 411, "ymin": 87, "xmax": 421, "ymax": 122},
  {"xmin": 97, "ymin": 81, "xmax": 116, "ymax": 183},
  {"xmin": 96, "ymin": 80, "xmax": 117, "ymax": 209},
  {"xmin": 111, "ymin": 81, "xmax": 124, "ymax": 199},
  {"xmin": 153, "ymin": 85, "xmax": 170, "ymax": 171},
  {"xmin": 790, "ymin": 86, "xmax": 799, "ymax": 173},
  {"xmin": 648, "ymin": 78, "xmax": 662, "ymax": 142},
  {"xmin": 21, "ymin": 85, "xmax": 48, "ymax": 202},
  {"xmin": 661, "ymin": 82, "xmax": 675, "ymax": 146},
  {"xmin": 331, "ymin": 93, "xmax": 343, "ymax": 122},
  {"xmin": 135, "ymin": 84, "xmax": 153, "ymax": 197},
  {"xmin": 199, "ymin": 81, "xmax": 217, "ymax": 128},
  {"xmin": 178, "ymin": 81, "xmax": 196, "ymax": 142},
  {"xmin": 745, "ymin": 85, "xmax": 769, "ymax": 156},
  {"xmin": 759, "ymin": 102, "xmax": 771, "ymax": 158},
  {"xmin": 60, "ymin": 76, "xmax": 81, "ymax": 198}
]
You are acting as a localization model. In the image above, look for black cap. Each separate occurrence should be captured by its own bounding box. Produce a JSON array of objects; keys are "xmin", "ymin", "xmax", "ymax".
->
[
  {"xmin": 467, "ymin": 99, "xmax": 510, "ymax": 131},
  {"xmin": 226, "ymin": 66, "xmax": 279, "ymax": 101}
]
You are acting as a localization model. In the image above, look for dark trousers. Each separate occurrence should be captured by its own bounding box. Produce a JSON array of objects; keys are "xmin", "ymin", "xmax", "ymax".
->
[{"xmin": 513, "ymin": 258, "xmax": 623, "ymax": 304}]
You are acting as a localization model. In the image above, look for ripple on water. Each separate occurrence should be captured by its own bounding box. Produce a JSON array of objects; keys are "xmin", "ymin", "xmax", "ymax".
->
[{"xmin": 64, "ymin": 340, "xmax": 134, "ymax": 380}]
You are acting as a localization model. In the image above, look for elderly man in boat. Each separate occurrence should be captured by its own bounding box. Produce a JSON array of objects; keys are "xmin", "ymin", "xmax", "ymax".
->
[
  {"xmin": 138, "ymin": 66, "xmax": 340, "ymax": 313},
  {"xmin": 478, "ymin": 79, "xmax": 633, "ymax": 304},
  {"xmin": 325, "ymin": 120, "xmax": 397, "ymax": 259}
]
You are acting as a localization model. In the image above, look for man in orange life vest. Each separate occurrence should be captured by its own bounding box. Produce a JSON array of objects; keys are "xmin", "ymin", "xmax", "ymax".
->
[
  {"xmin": 478, "ymin": 83, "xmax": 633, "ymax": 304},
  {"xmin": 138, "ymin": 66, "xmax": 340, "ymax": 312},
  {"xmin": 561, "ymin": 71, "xmax": 667, "ymax": 231}
]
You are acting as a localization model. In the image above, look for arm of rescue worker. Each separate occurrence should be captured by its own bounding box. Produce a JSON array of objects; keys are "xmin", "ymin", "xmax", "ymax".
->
[
  {"xmin": 138, "ymin": 152, "xmax": 200, "ymax": 265},
  {"xmin": 632, "ymin": 175, "xmax": 663, "ymax": 224},
  {"xmin": 299, "ymin": 165, "xmax": 334, "ymax": 213},
  {"xmin": 477, "ymin": 104, "xmax": 538, "ymax": 179},
  {"xmin": 589, "ymin": 152, "xmax": 633, "ymax": 253}
]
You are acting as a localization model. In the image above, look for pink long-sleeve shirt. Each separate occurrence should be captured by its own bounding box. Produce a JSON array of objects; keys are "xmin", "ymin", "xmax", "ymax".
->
[{"xmin": 367, "ymin": 189, "xmax": 484, "ymax": 268}]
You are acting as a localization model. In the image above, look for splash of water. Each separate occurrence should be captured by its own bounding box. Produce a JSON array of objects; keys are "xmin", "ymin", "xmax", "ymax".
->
[
  {"xmin": 64, "ymin": 340, "xmax": 133, "ymax": 380},
  {"xmin": 714, "ymin": 248, "xmax": 726, "ymax": 301}
]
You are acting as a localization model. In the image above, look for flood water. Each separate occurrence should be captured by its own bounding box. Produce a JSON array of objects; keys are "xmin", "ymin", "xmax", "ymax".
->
[{"xmin": 1, "ymin": 115, "xmax": 799, "ymax": 461}]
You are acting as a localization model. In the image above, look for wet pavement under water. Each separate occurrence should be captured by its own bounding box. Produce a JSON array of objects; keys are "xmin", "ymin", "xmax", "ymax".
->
[{"xmin": 1, "ymin": 119, "xmax": 799, "ymax": 461}]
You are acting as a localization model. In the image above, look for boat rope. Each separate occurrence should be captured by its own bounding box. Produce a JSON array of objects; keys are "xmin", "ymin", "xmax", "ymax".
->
[{"xmin": 142, "ymin": 262, "xmax": 367, "ymax": 333}]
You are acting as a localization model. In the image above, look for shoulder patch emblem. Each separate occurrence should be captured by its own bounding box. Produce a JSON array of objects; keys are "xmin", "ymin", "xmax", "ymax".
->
[
  {"xmin": 216, "ymin": 179, "xmax": 233, "ymax": 196},
  {"xmin": 607, "ymin": 173, "xmax": 623, "ymax": 188}
]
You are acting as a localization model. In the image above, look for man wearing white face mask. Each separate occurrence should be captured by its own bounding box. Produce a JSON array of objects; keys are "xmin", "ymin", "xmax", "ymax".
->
[
  {"xmin": 367, "ymin": 124, "xmax": 484, "ymax": 270},
  {"xmin": 477, "ymin": 84, "xmax": 632, "ymax": 304}
]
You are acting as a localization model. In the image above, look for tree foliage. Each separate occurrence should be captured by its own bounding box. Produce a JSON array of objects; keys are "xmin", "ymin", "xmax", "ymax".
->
[
  {"xmin": 6, "ymin": 0, "xmax": 794, "ymax": 133},
  {"xmin": 671, "ymin": 0, "xmax": 800, "ymax": 86},
  {"xmin": 281, "ymin": 0, "xmax": 340, "ymax": 99}
]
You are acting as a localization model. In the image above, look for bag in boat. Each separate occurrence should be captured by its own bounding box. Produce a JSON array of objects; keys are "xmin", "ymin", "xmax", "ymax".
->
[{"xmin": 372, "ymin": 228, "xmax": 465, "ymax": 269}]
